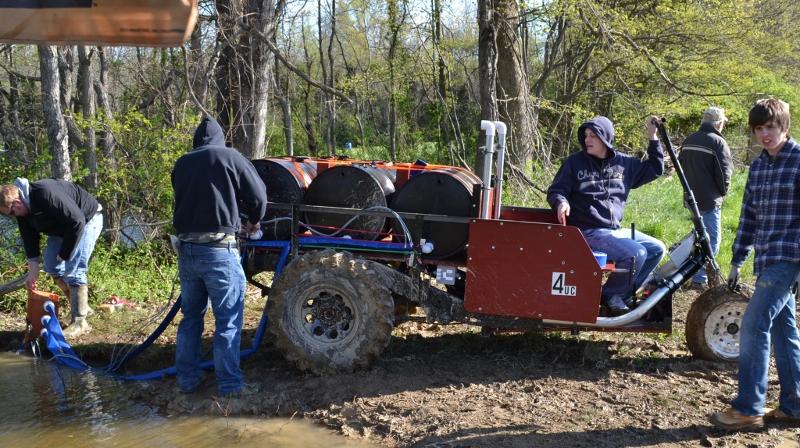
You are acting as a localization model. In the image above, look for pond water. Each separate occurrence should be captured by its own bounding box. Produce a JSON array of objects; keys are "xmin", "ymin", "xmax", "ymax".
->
[{"xmin": 0, "ymin": 352, "xmax": 374, "ymax": 447}]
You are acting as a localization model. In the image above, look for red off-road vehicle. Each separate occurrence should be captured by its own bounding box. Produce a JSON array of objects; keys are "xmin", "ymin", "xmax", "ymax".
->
[{"xmin": 243, "ymin": 120, "xmax": 747, "ymax": 374}]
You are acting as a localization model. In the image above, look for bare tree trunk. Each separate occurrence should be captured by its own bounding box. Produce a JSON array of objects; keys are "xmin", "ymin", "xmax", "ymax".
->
[
  {"xmin": 214, "ymin": 0, "xmax": 242, "ymax": 147},
  {"xmin": 57, "ymin": 47, "xmax": 74, "ymax": 114},
  {"xmin": 4, "ymin": 54, "xmax": 30, "ymax": 163},
  {"xmin": 8, "ymin": 74, "xmax": 21, "ymax": 147},
  {"xmin": 38, "ymin": 45, "xmax": 71, "ymax": 180},
  {"xmin": 327, "ymin": 1, "xmax": 337, "ymax": 153},
  {"xmin": 8, "ymin": 69, "xmax": 21, "ymax": 137},
  {"xmin": 95, "ymin": 47, "xmax": 116, "ymax": 167},
  {"xmin": 78, "ymin": 46, "xmax": 98, "ymax": 190},
  {"xmin": 214, "ymin": 0, "xmax": 277, "ymax": 159},
  {"xmin": 495, "ymin": 0, "xmax": 535, "ymax": 168},
  {"xmin": 317, "ymin": 0, "xmax": 333, "ymax": 155},
  {"xmin": 333, "ymin": 28, "xmax": 365, "ymax": 148},
  {"xmin": 432, "ymin": 0, "xmax": 450, "ymax": 154},
  {"xmin": 477, "ymin": 0, "xmax": 498, "ymax": 178},
  {"xmin": 273, "ymin": 26, "xmax": 294, "ymax": 156},
  {"xmin": 387, "ymin": 0, "xmax": 405, "ymax": 161},
  {"xmin": 243, "ymin": 0, "xmax": 275, "ymax": 159},
  {"xmin": 94, "ymin": 46, "xmax": 119, "ymax": 244},
  {"xmin": 189, "ymin": 20, "xmax": 209, "ymax": 106},
  {"xmin": 301, "ymin": 24, "xmax": 318, "ymax": 156},
  {"xmin": 57, "ymin": 46, "xmax": 83, "ymax": 175}
]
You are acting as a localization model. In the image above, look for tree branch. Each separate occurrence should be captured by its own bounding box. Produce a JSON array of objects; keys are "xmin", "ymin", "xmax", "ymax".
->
[
  {"xmin": 249, "ymin": 25, "xmax": 353, "ymax": 105},
  {"xmin": 0, "ymin": 274, "xmax": 24, "ymax": 296},
  {"xmin": 578, "ymin": 6, "xmax": 735, "ymax": 98}
]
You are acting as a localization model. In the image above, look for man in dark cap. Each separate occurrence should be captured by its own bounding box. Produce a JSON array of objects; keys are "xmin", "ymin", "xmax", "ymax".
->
[{"xmin": 678, "ymin": 106, "xmax": 733, "ymax": 289}]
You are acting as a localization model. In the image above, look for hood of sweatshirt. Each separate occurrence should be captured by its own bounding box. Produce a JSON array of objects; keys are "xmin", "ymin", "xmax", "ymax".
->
[
  {"xmin": 577, "ymin": 116, "xmax": 617, "ymax": 158},
  {"xmin": 192, "ymin": 117, "xmax": 226, "ymax": 149},
  {"xmin": 13, "ymin": 177, "xmax": 30, "ymax": 206}
]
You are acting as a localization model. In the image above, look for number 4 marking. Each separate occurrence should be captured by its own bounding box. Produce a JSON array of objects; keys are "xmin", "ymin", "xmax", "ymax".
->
[{"xmin": 552, "ymin": 272, "xmax": 577, "ymax": 296}]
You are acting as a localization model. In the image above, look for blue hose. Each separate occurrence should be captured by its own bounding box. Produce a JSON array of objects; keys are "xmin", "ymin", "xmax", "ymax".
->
[
  {"xmin": 41, "ymin": 237, "xmax": 399, "ymax": 381},
  {"xmin": 40, "ymin": 240, "xmax": 291, "ymax": 381}
]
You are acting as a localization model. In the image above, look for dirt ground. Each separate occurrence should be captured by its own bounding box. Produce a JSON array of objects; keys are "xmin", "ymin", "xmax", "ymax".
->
[{"xmin": 4, "ymin": 287, "xmax": 800, "ymax": 447}]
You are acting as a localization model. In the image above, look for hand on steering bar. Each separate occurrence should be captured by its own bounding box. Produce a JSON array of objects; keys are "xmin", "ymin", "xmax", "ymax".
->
[{"xmin": 727, "ymin": 265, "xmax": 741, "ymax": 291}]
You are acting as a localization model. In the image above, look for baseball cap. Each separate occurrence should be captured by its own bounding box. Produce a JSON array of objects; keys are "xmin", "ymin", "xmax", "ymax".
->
[{"xmin": 702, "ymin": 107, "xmax": 728, "ymax": 123}]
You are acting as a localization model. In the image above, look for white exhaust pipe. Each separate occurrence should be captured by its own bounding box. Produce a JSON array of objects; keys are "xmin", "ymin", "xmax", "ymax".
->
[
  {"xmin": 492, "ymin": 121, "xmax": 507, "ymax": 219},
  {"xmin": 479, "ymin": 120, "xmax": 495, "ymax": 219}
]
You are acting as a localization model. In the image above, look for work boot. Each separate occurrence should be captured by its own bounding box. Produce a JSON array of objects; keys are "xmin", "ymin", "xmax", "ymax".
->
[
  {"xmin": 62, "ymin": 285, "xmax": 92, "ymax": 338},
  {"xmin": 52, "ymin": 277, "xmax": 72, "ymax": 326},
  {"xmin": 764, "ymin": 408, "xmax": 800, "ymax": 424},
  {"xmin": 602, "ymin": 295, "xmax": 630, "ymax": 316},
  {"xmin": 710, "ymin": 407, "xmax": 764, "ymax": 431},
  {"xmin": 53, "ymin": 277, "xmax": 94, "ymax": 318},
  {"xmin": 53, "ymin": 276, "xmax": 70, "ymax": 298}
]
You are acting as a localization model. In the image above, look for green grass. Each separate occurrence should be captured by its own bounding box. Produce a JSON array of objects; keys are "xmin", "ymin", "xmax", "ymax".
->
[
  {"xmin": 88, "ymin": 242, "xmax": 178, "ymax": 304},
  {"xmin": 0, "ymin": 241, "xmax": 178, "ymax": 313},
  {"xmin": 623, "ymin": 168, "xmax": 751, "ymax": 281}
]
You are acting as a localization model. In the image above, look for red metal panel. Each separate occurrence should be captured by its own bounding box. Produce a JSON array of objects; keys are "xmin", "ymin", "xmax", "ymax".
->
[
  {"xmin": 498, "ymin": 205, "xmax": 558, "ymax": 224},
  {"xmin": 464, "ymin": 219, "xmax": 602, "ymax": 323}
]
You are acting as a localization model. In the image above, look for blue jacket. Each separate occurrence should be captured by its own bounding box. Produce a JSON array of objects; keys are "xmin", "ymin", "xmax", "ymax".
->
[{"xmin": 547, "ymin": 117, "xmax": 664, "ymax": 230}]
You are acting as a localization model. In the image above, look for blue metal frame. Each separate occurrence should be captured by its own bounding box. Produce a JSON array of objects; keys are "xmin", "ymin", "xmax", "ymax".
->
[{"xmin": 39, "ymin": 235, "xmax": 413, "ymax": 379}]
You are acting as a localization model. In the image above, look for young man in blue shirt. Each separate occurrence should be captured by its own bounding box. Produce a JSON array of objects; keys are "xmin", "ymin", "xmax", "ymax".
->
[{"xmin": 712, "ymin": 98, "xmax": 800, "ymax": 430}]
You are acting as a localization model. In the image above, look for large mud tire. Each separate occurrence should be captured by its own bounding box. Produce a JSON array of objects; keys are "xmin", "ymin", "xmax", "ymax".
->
[
  {"xmin": 685, "ymin": 285, "xmax": 749, "ymax": 362},
  {"xmin": 267, "ymin": 250, "xmax": 394, "ymax": 374}
]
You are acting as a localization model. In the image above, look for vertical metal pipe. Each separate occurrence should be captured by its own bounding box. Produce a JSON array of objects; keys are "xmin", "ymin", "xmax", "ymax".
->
[
  {"xmin": 492, "ymin": 121, "xmax": 507, "ymax": 219},
  {"xmin": 479, "ymin": 120, "xmax": 496, "ymax": 219}
]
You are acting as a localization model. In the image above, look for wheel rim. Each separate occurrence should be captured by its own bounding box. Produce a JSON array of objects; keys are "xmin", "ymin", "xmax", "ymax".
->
[
  {"xmin": 296, "ymin": 284, "xmax": 358, "ymax": 344},
  {"xmin": 704, "ymin": 301, "xmax": 746, "ymax": 360}
]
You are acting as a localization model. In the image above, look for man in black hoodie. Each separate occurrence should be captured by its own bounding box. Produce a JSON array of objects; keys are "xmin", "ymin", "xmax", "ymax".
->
[{"xmin": 171, "ymin": 117, "xmax": 267, "ymax": 396}]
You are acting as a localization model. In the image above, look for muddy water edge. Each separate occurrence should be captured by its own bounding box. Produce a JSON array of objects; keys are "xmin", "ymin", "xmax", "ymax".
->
[{"xmin": 0, "ymin": 352, "xmax": 375, "ymax": 447}]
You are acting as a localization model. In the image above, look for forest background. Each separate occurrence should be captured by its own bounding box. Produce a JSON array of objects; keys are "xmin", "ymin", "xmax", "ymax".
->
[{"xmin": 0, "ymin": 0, "xmax": 797, "ymax": 310}]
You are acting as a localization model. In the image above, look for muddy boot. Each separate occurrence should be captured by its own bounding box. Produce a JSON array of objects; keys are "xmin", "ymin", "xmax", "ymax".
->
[
  {"xmin": 53, "ymin": 276, "xmax": 70, "ymax": 298},
  {"xmin": 61, "ymin": 281, "xmax": 77, "ymax": 328},
  {"xmin": 54, "ymin": 277, "xmax": 94, "ymax": 318},
  {"xmin": 62, "ymin": 285, "xmax": 92, "ymax": 338},
  {"xmin": 53, "ymin": 277, "xmax": 72, "ymax": 326}
]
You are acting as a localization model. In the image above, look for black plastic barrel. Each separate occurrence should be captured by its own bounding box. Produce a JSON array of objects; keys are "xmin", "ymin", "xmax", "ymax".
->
[
  {"xmin": 390, "ymin": 168, "xmax": 481, "ymax": 258},
  {"xmin": 303, "ymin": 164, "xmax": 396, "ymax": 240},
  {"xmin": 251, "ymin": 158, "xmax": 317, "ymax": 240}
]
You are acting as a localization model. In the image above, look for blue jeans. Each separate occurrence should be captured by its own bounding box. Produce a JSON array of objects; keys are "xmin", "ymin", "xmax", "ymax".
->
[
  {"xmin": 176, "ymin": 242, "xmax": 246, "ymax": 395},
  {"xmin": 732, "ymin": 261, "xmax": 800, "ymax": 417},
  {"xmin": 582, "ymin": 227, "xmax": 666, "ymax": 298},
  {"xmin": 693, "ymin": 207, "xmax": 721, "ymax": 284},
  {"xmin": 43, "ymin": 212, "xmax": 103, "ymax": 286}
]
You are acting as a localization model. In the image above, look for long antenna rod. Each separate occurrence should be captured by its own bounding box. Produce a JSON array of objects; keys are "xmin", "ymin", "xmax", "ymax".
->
[{"xmin": 654, "ymin": 117, "xmax": 722, "ymax": 285}]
